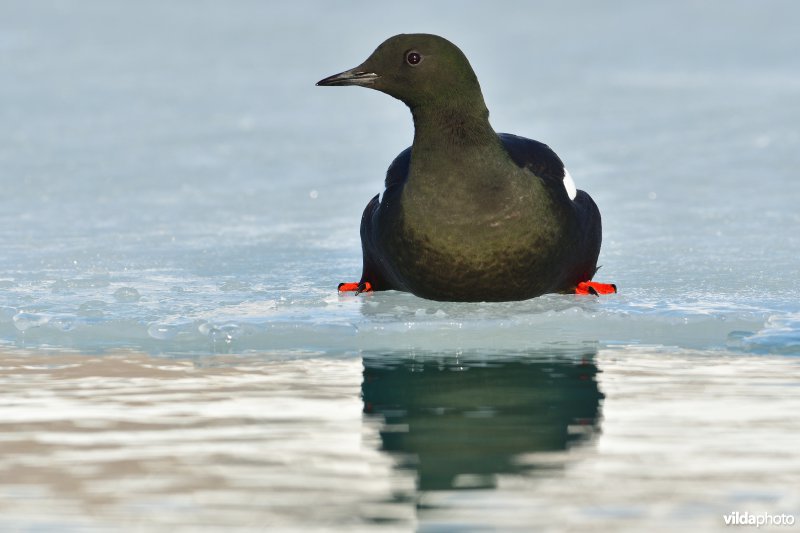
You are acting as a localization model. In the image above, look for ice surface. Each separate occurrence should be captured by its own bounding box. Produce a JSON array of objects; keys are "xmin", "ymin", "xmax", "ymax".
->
[{"xmin": 0, "ymin": 0, "xmax": 798, "ymax": 356}]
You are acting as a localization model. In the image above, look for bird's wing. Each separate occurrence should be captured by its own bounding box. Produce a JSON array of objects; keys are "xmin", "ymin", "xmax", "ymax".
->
[
  {"xmin": 498, "ymin": 132, "xmax": 568, "ymax": 193},
  {"xmin": 384, "ymin": 146, "xmax": 412, "ymax": 189}
]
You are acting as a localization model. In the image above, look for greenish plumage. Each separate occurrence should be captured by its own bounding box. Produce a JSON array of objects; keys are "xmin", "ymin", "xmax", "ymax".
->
[{"xmin": 318, "ymin": 34, "xmax": 602, "ymax": 302}]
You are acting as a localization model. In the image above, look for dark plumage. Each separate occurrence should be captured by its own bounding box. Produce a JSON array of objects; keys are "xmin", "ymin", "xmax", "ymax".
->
[{"xmin": 317, "ymin": 34, "xmax": 605, "ymax": 302}]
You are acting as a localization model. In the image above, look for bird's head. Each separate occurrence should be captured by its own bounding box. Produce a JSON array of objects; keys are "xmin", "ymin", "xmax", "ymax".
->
[{"xmin": 317, "ymin": 33, "xmax": 484, "ymax": 110}]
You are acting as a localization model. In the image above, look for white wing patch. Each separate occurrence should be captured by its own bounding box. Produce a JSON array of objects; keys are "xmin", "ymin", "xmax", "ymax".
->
[{"xmin": 563, "ymin": 168, "xmax": 577, "ymax": 200}]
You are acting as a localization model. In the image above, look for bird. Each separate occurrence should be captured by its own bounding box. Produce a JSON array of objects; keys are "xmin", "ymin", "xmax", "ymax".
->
[{"xmin": 317, "ymin": 33, "xmax": 615, "ymax": 302}]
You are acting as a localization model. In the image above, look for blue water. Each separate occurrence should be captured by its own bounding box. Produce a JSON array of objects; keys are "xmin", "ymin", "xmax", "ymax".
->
[{"xmin": 1, "ymin": 1, "xmax": 799, "ymax": 531}]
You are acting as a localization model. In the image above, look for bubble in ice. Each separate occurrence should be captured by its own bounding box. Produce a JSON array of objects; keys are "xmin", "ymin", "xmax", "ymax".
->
[
  {"xmin": 78, "ymin": 300, "xmax": 107, "ymax": 317},
  {"xmin": 148, "ymin": 323, "xmax": 179, "ymax": 340},
  {"xmin": 13, "ymin": 312, "xmax": 50, "ymax": 331},
  {"xmin": 51, "ymin": 277, "xmax": 111, "ymax": 292},
  {"xmin": 219, "ymin": 280, "xmax": 250, "ymax": 292},
  {"xmin": 199, "ymin": 322, "xmax": 241, "ymax": 344},
  {"xmin": 113, "ymin": 287, "xmax": 141, "ymax": 303},
  {"xmin": 49, "ymin": 316, "xmax": 76, "ymax": 332}
]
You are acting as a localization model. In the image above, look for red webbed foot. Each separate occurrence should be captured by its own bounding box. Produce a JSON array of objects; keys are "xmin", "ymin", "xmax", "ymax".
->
[
  {"xmin": 575, "ymin": 281, "xmax": 617, "ymax": 296},
  {"xmin": 338, "ymin": 281, "xmax": 373, "ymax": 295}
]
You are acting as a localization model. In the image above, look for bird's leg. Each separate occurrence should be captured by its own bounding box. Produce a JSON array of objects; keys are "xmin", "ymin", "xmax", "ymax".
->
[
  {"xmin": 338, "ymin": 281, "xmax": 373, "ymax": 295},
  {"xmin": 575, "ymin": 281, "xmax": 617, "ymax": 296}
]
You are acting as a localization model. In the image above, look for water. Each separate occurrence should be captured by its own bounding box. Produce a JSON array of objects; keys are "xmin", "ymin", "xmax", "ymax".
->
[
  {"xmin": 1, "ymin": 0, "xmax": 799, "ymax": 530},
  {"xmin": 2, "ymin": 348, "xmax": 798, "ymax": 531}
]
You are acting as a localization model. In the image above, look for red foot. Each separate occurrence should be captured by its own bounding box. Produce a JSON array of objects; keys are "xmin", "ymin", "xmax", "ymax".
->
[
  {"xmin": 575, "ymin": 281, "xmax": 617, "ymax": 296},
  {"xmin": 338, "ymin": 281, "xmax": 373, "ymax": 295}
]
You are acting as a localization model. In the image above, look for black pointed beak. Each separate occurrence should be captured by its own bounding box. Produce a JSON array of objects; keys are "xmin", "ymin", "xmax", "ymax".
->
[{"xmin": 316, "ymin": 67, "xmax": 380, "ymax": 87}]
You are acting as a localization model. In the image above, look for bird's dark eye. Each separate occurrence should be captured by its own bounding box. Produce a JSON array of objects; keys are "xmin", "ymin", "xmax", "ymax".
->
[{"xmin": 406, "ymin": 51, "xmax": 422, "ymax": 66}]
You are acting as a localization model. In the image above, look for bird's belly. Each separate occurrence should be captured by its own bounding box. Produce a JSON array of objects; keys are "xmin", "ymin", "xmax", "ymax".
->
[{"xmin": 383, "ymin": 214, "xmax": 568, "ymax": 302}]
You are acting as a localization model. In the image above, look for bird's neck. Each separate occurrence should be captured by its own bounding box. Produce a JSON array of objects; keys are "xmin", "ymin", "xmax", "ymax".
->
[
  {"xmin": 410, "ymin": 101, "xmax": 497, "ymax": 150},
  {"xmin": 406, "ymin": 101, "xmax": 509, "ymax": 193}
]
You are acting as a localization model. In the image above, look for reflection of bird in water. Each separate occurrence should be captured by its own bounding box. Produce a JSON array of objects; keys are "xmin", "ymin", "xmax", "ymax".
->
[{"xmin": 361, "ymin": 352, "xmax": 603, "ymax": 491}]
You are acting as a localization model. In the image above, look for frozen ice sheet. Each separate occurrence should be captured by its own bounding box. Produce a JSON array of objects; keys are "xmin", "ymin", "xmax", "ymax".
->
[{"xmin": 0, "ymin": 0, "xmax": 798, "ymax": 356}]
